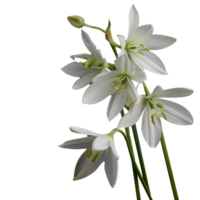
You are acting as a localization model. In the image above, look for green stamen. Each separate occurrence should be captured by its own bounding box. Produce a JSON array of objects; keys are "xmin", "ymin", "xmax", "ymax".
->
[
  {"xmin": 137, "ymin": 51, "xmax": 144, "ymax": 56},
  {"xmin": 161, "ymin": 110, "xmax": 167, "ymax": 120},
  {"xmin": 156, "ymin": 103, "xmax": 164, "ymax": 108},
  {"xmin": 92, "ymin": 153, "xmax": 100, "ymax": 162},
  {"xmin": 151, "ymin": 114, "xmax": 155, "ymax": 125},
  {"xmin": 87, "ymin": 150, "xmax": 93, "ymax": 158}
]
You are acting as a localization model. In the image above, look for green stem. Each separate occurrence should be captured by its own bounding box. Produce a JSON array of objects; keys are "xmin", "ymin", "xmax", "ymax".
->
[
  {"xmin": 84, "ymin": 23, "xmax": 108, "ymax": 36},
  {"xmin": 132, "ymin": 124, "xmax": 151, "ymax": 195},
  {"xmin": 161, "ymin": 133, "xmax": 179, "ymax": 200},
  {"xmin": 117, "ymin": 128, "xmax": 152, "ymax": 200},
  {"xmin": 124, "ymin": 128, "xmax": 143, "ymax": 200}
]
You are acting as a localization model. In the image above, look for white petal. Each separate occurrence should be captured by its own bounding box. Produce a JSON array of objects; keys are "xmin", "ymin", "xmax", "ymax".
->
[
  {"xmin": 70, "ymin": 126, "xmax": 101, "ymax": 136},
  {"xmin": 62, "ymin": 62, "xmax": 97, "ymax": 77},
  {"xmin": 127, "ymin": 79, "xmax": 138, "ymax": 101},
  {"xmin": 117, "ymin": 35, "xmax": 127, "ymax": 49},
  {"xmin": 105, "ymin": 147, "xmax": 119, "ymax": 188},
  {"xmin": 110, "ymin": 140, "xmax": 119, "ymax": 159},
  {"xmin": 72, "ymin": 70, "xmax": 101, "ymax": 90},
  {"xmin": 130, "ymin": 69, "xmax": 147, "ymax": 83},
  {"xmin": 92, "ymin": 70, "xmax": 120, "ymax": 83},
  {"xmin": 59, "ymin": 137, "xmax": 95, "ymax": 149},
  {"xmin": 107, "ymin": 90, "xmax": 127, "ymax": 121},
  {"xmin": 153, "ymin": 88, "xmax": 194, "ymax": 98},
  {"xmin": 81, "ymin": 30, "xmax": 102, "ymax": 58},
  {"xmin": 127, "ymin": 5, "xmax": 139, "ymax": 42},
  {"xmin": 70, "ymin": 53, "xmax": 88, "ymax": 60},
  {"xmin": 74, "ymin": 150, "xmax": 106, "ymax": 180},
  {"xmin": 82, "ymin": 79, "xmax": 116, "ymax": 104},
  {"xmin": 118, "ymin": 95, "xmax": 146, "ymax": 128},
  {"xmin": 146, "ymin": 85, "xmax": 163, "ymax": 99},
  {"xmin": 128, "ymin": 25, "xmax": 153, "ymax": 44},
  {"xmin": 92, "ymin": 136, "xmax": 110, "ymax": 151},
  {"xmin": 157, "ymin": 99, "xmax": 193, "ymax": 125},
  {"xmin": 145, "ymin": 34, "xmax": 177, "ymax": 50},
  {"xmin": 142, "ymin": 102, "xmax": 162, "ymax": 147},
  {"xmin": 129, "ymin": 51, "xmax": 167, "ymax": 74}
]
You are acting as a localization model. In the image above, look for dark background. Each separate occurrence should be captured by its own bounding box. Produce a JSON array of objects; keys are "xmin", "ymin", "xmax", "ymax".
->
[{"xmin": 54, "ymin": 1, "xmax": 197, "ymax": 199}]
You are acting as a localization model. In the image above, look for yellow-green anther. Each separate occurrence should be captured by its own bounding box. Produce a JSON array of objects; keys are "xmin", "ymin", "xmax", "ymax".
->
[
  {"xmin": 145, "ymin": 47, "xmax": 149, "ymax": 52},
  {"xmin": 151, "ymin": 114, "xmax": 155, "ymax": 125},
  {"xmin": 161, "ymin": 110, "xmax": 167, "ymax": 120},
  {"xmin": 140, "ymin": 44, "xmax": 145, "ymax": 48},
  {"xmin": 87, "ymin": 150, "xmax": 93, "ymax": 158},
  {"xmin": 67, "ymin": 16, "xmax": 85, "ymax": 28},
  {"xmin": 137, "ymin": 51, "xmax": 144, "ymax": 56},
  {"xmin": 92, "ymin": 153, "xmax": 100, "ymax": 162},
  {"xmin": 156, "ymin": 103, "xmax": 164, "ymax": 108},
  {"xmin": 113, "ymin": 87, "xmax": 119, "ymax": 90},
  {"xmin": 79, "ymin": 62, "xmax": 85, "ymax": 65},
  {"xmin": 124, "ymin": 89, "xmax": 127, "ymax": 92}
]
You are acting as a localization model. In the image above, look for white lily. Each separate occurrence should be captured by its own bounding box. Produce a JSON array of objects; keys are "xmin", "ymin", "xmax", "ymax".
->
[
  {"xmin": 118, "ymin": 5, "xmax": 176, "ymax": 75},
  {"xmin": 62, "ymin": 30, "xmax": 108, "ymax": 90},
  {"xmin": 83, "ymin": 54, "xmax": 147, "ymax": 121},
  {"xmin": 118, "ymin": 86, "xmax": 193, "ymax": 147},
  {"xmin": 59, "ymin": 127, "xmax": 119, "ymax": 187}
]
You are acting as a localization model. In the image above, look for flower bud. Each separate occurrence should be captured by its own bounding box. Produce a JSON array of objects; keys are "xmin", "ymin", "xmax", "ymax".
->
[{"xmin": 67, "ymin": 15, "xmax": 85, "ymax": 28}]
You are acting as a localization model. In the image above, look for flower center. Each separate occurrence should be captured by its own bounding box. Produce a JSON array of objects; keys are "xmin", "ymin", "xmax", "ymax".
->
[
  {"xmin": 126, "ymin": 42, "xmax": 150, "ymax": 56},
  {"xmin": 113, "ymin": 74, "xmax": 130, "ymax": 94}
]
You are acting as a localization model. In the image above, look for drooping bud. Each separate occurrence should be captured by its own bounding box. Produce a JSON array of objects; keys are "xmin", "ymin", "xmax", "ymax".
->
[{"xmin": 67, "ymin": 16, "xmax": 85, "ymax": 28}]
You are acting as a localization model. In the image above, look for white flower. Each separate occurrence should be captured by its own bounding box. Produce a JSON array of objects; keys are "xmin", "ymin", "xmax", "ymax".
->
[
  {"xmin": 59, "ymin": 127, "xmax": 119, "ymax": 187},
  {"xmin": 118, "ymin": 86, "xmax": 193, "ymax": 147},
  {"xmin": 83, "ymin": 54, "xmax": 147, "ymax": 121},
  {"xmin": 61, "ymin": 30, "xmax": 108, "ymax": 90},
  {"xmin": 117, "ymin": 5, "xmax": 176, "ymax": 75}
]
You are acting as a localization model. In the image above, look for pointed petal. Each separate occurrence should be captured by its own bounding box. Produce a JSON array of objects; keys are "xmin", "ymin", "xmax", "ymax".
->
[
  {"xmin": 129, "ymin": 51, "xmax": 167, "ymax": 74},
  {"xmin": 128, "ymin": 25, "xmax": 153, "ymax": 44},
  {"xmin": 157, "ymin": 99, "xmax": 193, "ymax": 125},
  {"xmin": 142, "ymin": 102, "xmax": 162, "ymax": 147},
  {"xmin": 92, "ymin": 70, "xmax": 119, "ymax": 83},
  {"xmin": 107, "ymin": 90, "xmax": 127, "ymax": 121},
  {"xmin": 74, "ymin": 150, "xmax": 106, "ymax": 180},
  {"xmin": 145, "ymin": 34, "xmax": 177, "ymax": 50},
  {"xmin": 59, "ymin": 137, "xmax": 95, "ymax": 149},
  {"xmin": 127, "ymin": 5, "xmax": 139, "ymax": 41},
  {"xmin": 146, "ymin": 85, "xmax": 163, "ymax": 99},
  {"xmin": 82, "ymin": 79, "xmax": 116, "ymax": 104},
  {"xmin": 62, "ymin": 62, "xmax": 97, "ymax": 77},
  {"xmin": 70, "ymin": 53, "xmax": 88, "ymax": 60},
  {"xmin": 72, "ymin": 70, "xmax": 101, "ymax": 90},
  {"xmin": 130, "ymin": 69, "xmax": 147, "ymax": 83},
  {"xmin": 81, "ymin": 30, "xmax": 102, "ymax": 58},
  {"xmin": 153, "ymin": 88, "xmax": 194, "ymax": 98},
  {"xmin": 118, "ymin": 95, "xmax": 146, "ymax": 128},
  {"xmin": 70, "ymin": 126, "xmax": 101, "ymax": 136},
  {"xmin": 110, "ymin": 140, "xmax": 119, "ymax": 159},
  {"xmin": 127, "ymin": 79, "xmax": 138, "ymax": 101},
  {"xmin": 92, "ymin": 136, "xmax": 110, "ymax": 151},
  {"xmin": 117, "ymin": 35, "xmax": 127, "ymax": 49},
  {"xmin": 105, "ymin": 147, "xmax": 119, "ymax": 188}
]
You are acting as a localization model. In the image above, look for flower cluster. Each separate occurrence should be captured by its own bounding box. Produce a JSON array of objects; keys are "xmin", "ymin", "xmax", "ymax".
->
[{"xmin": 59, "ymin": 4, "xmax": 193, "ymax": 198}]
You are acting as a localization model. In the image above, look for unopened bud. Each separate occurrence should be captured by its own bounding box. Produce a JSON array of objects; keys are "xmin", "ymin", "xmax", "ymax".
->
[{"xmin": 67, "ymin": 15, "xmax": 85, "ymax": 28}]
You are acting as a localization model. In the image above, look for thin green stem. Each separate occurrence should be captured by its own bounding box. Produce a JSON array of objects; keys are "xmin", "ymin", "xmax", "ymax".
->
[
  {"xmin": 132, "ymin": 124, "xmax": 151, "ymax": 195},
  {"xmin": 117, "ymin": 128, "xmax": 152, "ymax": 200},
  {"xmin": 161, "ymin": 133, "xmax": 179, "ymax": 200},
  {"xmin": 84, "ymin": 23, "xmax": 108, "ymax": 36}
]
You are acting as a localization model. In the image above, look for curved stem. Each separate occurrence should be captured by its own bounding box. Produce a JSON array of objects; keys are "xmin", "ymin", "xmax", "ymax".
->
[{"xmin": 84, "ymin": 23, "xmax": 108, "ymax": 36}]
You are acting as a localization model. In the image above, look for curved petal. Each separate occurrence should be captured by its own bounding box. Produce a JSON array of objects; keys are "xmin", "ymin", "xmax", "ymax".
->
[
  {"xmin": 129, "ymin": 25, "xmax": 153, "ymax": 44},
  {"xmin": 157, "ymin": 99, "xmax": 193, "ymax": 125},
  {"xmin": 74, "ymin": 150, "xmax": 106, "ymax": 180},
  {"xmin": 92, "ymin": 136, "xmax": 110, "ymax": 151},
  {"xmin": 81, "ymin": 30, "xmax": 102, "ymax": 58},
  {"xmin": 59, "ymin": 137, "xmax": 95, "ymax": 149},
  {"xmin": 107, "ymin": 90, "xmax": 127, "ymax": 121},
  {"xmin": 142, "ymin": 102, "xmax": 162, "ymax": 147},
  {"xmin": 72, "ymin": 70, "xmax": 101, "ymax": 90},
  {"xmin": 130, "ymin": 69, "xmax": 147, "ymax": 83},
  {"xmin": 153, "ymin": 88, "xmax": 194, "ymax": 99},
  {"xmin": 145, "ymin": 34, "xmax": 177, "ymax": 50},
  {"xmin": 110, "ymin": 140, "xmax": 119, "ymax": 159},
  {"xmin": 92, "ymin": 70, "xmax": 119, "ymax": 83},
  {"xmin": 70, "ymin": 126, "xmax": 101, "ymax": 136},
  {"xmin": 129, "ymin": 51, "xmax": 167, "ymax": 74},
  {"xmin": 146, "ymin": 85, "xmax": 163, "ymax": 99},
  {"xmin": 82, "ymin": 79, "xmax": 116, "ymax": 104},
  {"xmin": 70, "ymin": 53, "xmax": 88, "ymax": 60},
  {"xmin": 118, "ymin": 95, "xmax": 146, "ymax": 128},
  {"xmin": 62, "ymin": 62, "xmax": 97, "ymax": 77},
  {"xmin": 127, "ymin": 79, "xmax": 138, "ymax": 101},
  {"xmin": 127, "ymin": 5, "xmax": 139, "ymax": 42},
  {"xmin": 117, "ymin": 35, "xmax": 127, "ymax": 49},
  {"xmin": 105, "ymin": 147, "xmax": 119, "ymax": 188}
]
